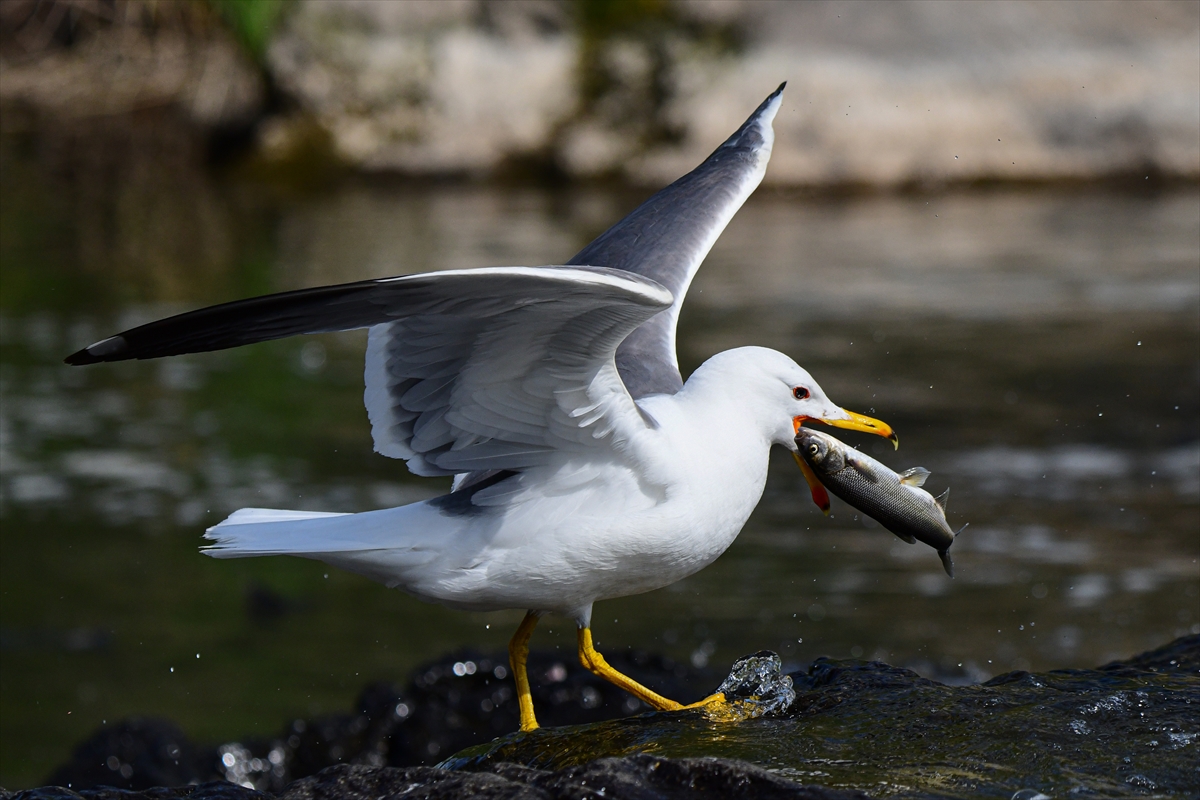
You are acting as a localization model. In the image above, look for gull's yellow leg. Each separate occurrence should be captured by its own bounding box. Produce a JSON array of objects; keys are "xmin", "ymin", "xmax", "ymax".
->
[
  {"xmin": 508, "ymin": 611, "xmax": 541, "ymax": 732},
  {"xmin": 577, "ymin": 627, "xmax": 724, "ymax": 712}
]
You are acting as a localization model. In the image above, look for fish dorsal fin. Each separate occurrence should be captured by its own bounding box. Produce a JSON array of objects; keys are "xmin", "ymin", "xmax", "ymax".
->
[
  {"xmin": 934, "ymin": 487, "xmax": 950, "ymax": 512},
  {"xmin": 898, "ymin": 467, "xmax": 931, "ymax": 487}
]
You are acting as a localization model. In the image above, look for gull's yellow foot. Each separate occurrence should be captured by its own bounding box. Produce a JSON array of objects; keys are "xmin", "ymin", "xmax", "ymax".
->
[
  {"xmin": 516, "ymin": 623, "xmax": 772, "ymax": 731},
  {"xmin": 681, "ymin": 692, "xmax": 726, "ymax": 710},
  {"xmin": 576, "ymin": 627, "xmax": 690, "ymax": 712},
  {"xmin": 575, "ymin": 629, "xmax": 774, "ymax": 723},
  {"xmin": 693, "ymin": 694, "xmax": 768, "ymax": 723},
  {"xmin": 573, "ymin": 633, "xmax": 758, "ymax": 724},
  {"xmin": 508, "ymin": 610, "xmax": 541, "ymax": 732},
  {"xmin": 679, "ymin": 691, "xmax": 782, "ymax": 723}
]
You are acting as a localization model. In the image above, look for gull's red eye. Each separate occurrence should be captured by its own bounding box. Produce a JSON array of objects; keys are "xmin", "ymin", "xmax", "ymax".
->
[{"xmin": 793, "ymin": 387, "xmax": 809, "ymax": 400}]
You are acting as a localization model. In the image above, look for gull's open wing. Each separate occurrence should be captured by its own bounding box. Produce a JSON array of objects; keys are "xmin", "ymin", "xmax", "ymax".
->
[
  {"xmin": 567, "ymin": 83, "xmax": 785, "ymax": 398},
  {"xmin": 66, "ymin": 267, "xmax": 673, "ymax": 477}
]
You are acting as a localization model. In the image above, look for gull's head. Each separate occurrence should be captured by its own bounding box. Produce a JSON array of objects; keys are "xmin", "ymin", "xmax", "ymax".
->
[
  {"xmin": 701, "ymin": 347, "xmax": 896, "ymax": 450},
  {"xmin": 697, "ymin": 346, "xmax": 895, "ymax": 515}
]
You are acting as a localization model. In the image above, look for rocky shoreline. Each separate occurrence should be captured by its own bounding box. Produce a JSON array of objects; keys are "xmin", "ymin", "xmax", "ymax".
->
[
  {"xmin": 9, "ymin": 636, "xmax": 1198, "ymax": 799},
  {"xmin": 13, "ymin": 758, "xmax": 869, "ymax": 800}
]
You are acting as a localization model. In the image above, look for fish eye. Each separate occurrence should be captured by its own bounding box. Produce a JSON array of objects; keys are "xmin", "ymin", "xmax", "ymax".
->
[
  {"xmin": 793, "ymin": 386, "xmax": 810, "ymax": 400},
  {"xmin": 809, "ymin": 444, "xmax": 819, "ymax": 455}
]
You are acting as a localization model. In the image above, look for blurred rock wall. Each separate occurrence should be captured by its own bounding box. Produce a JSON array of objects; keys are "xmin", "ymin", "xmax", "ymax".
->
[
  {"xmin": 0, "ymin": 0, "xmax": 263, "ymax": 131},
  {"xmin": 2, "ymin": 0, "xmax": 1197, "ymax": 188},
  {"xmin": 262, "ymin": 0, "xmax": 1200, "ymax": 186}
]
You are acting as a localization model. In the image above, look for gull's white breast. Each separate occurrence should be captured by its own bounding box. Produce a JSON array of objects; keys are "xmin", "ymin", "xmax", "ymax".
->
[{"xmin": 348, "ymin": 390, "xmax": 773, "ymax": 616}]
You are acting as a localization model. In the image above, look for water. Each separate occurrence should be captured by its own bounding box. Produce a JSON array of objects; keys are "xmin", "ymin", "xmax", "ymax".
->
[
  {"xmin": 1, "ymin": 121, "xmax": 1197, "ymax": 789},
  {"xmin": 448, "ymin": 637, "xmax": 1200, "ymax": 798}
]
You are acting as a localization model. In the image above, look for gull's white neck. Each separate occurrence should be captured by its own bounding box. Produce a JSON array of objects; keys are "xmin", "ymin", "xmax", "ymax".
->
[{"xmin": 634, "ymin": 358, "xmax": 779, "ymax": 531}]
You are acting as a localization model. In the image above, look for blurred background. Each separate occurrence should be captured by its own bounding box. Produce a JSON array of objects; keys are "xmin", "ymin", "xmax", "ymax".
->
[{"xmin": 1, "ymin": 0, "xmax": 1197, "ymax": 790}]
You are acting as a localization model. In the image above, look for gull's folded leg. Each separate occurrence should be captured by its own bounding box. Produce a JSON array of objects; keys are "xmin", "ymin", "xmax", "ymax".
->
[{"xmin": 508, "ymin": 610, "xmax": 542, "ymax": 732}]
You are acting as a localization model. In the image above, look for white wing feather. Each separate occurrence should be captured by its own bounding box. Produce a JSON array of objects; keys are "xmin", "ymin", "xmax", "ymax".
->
[{"xmin": 362, "ymin": 266, "xmax": 673, "ymax": 477}]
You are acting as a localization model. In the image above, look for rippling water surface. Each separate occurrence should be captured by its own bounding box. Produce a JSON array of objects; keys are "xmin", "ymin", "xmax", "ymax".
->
[{"xmin": 1, "ymin": 125, "xmax": 1197, "ymax": 788}]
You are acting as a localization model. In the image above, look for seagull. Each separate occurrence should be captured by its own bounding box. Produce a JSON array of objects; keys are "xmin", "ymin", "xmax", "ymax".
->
[{"xmin": 66, "ymin": 83, "xmax": 895, "ymax": 731}]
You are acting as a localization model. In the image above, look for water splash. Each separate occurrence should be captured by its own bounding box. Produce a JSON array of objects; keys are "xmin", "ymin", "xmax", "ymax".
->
[{"xmin": 706, "ymin": 650, "xmax": 795, "ymax": 721}]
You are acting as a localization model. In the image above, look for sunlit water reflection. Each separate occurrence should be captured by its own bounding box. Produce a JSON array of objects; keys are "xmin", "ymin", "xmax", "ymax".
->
[{"xmin": 1, "ymin": 129, "xmax": 1196, "ymax": 788}]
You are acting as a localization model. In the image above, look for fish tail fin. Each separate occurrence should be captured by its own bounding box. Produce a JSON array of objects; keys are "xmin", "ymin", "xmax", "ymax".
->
[
  {"xmin": 898, "ymin": 467, "xmax": 931, "ymax": 487},
  {"xmin": 937, "ymin": 523, "xmax": 968, "ymax": 578},
  {"xmin": 934, "ymin": 487, "xmax": 950, "ymax": 512}
]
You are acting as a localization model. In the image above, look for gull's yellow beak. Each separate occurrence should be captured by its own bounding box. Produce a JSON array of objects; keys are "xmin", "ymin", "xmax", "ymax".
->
[{"xmin": 795, "ymin": 408, "xmax": 898, "ymax": 449}]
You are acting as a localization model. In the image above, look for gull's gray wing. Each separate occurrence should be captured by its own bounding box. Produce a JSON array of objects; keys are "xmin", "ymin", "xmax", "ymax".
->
[
  {"xmin": 66, "ymin": 267, "xmax": 673, "ymax": 477},
  {"xmin": 568, "ymin": 83, "xmax": 785, "ymax": 398}
]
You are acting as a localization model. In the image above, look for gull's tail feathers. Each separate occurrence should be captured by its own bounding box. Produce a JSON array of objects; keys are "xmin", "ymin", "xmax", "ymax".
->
[
  {"xmin": 203, "ymin": 504, "xmax": 425, "ymax": 558},
  {"xmin": 201, "ymin": 504, "xmax": 452, "ymax": 588}
]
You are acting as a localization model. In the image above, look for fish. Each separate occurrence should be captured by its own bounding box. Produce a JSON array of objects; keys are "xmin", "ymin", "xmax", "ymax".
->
[{"xmin": 794, "ymin": 427, "xmax": 966, "ymax": 577}]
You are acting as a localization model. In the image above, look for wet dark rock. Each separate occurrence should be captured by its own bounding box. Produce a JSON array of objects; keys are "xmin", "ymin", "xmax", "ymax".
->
[
  {"xmin": 384, "ymin": 648, "xmax": 711, "ymax": 765},
  {"xmin": 459, "ymin": 636, "xmax": 1200, "ymax": 798},
  {"xmin": 1099, "ymin": 633, "xmax": 1200, "ymax": 675},
  {"xmin": 32, "ymin": 636, "xmax": 1200, "ymax": 799},
  {"xmin": 502, "ymin": 755, "xmax": 869, "ymax": 800},
  {"xmin": 45, "ymin": 719, "xmax": 208, "ymax": 792},
  {"xmin": 12, "ymin": 759, "xmax": 866, "ymax": 800},
  {"xmin": 276, "ymin": 763, "xmax": 532, "ymax": 800},
  {"xmin": 10, "ymin": 782, "xmax": 270, "ymax": 800},
  {"xmin": 42, "ymin": 648, "xmax": 712, "ymax": 792}
]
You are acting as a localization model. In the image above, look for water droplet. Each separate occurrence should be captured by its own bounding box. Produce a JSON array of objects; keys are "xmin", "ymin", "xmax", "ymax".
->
[{"xmin": 299, "ymin": 341, "xmax": 326, "ymax": 373}]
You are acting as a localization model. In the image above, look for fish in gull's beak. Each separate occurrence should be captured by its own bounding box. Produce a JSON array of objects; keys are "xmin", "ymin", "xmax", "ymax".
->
[{"xmin": 791, "ymin": 408, "xmax": 896, "ymax": 514}]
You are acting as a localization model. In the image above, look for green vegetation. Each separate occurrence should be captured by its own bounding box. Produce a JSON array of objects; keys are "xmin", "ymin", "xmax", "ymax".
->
[
  {"xmin": 570, "ymin": 0, "xmax": 744, "ymax": 151},
  {"xmin": 206, "ymin": 0, "xmax": 290, "ymax": 61}
]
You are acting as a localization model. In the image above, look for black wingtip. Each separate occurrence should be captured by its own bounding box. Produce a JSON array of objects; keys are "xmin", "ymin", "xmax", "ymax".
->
[
  {"xmin": 728, "ymin": 82, "xmax": 786, "ymax": 144},
  {"xmin": 64, "ymin": 336, "xmax": 128, "ymax": 366}
]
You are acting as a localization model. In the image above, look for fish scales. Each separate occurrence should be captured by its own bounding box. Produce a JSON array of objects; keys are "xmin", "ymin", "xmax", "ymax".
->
[
  {"xmin": 794, "ymin": 427, "xmax": 962, "ymax": 576},
  {"xmin": 822, "ymin": 459, "xmax": 947, "ymax": 540}
]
